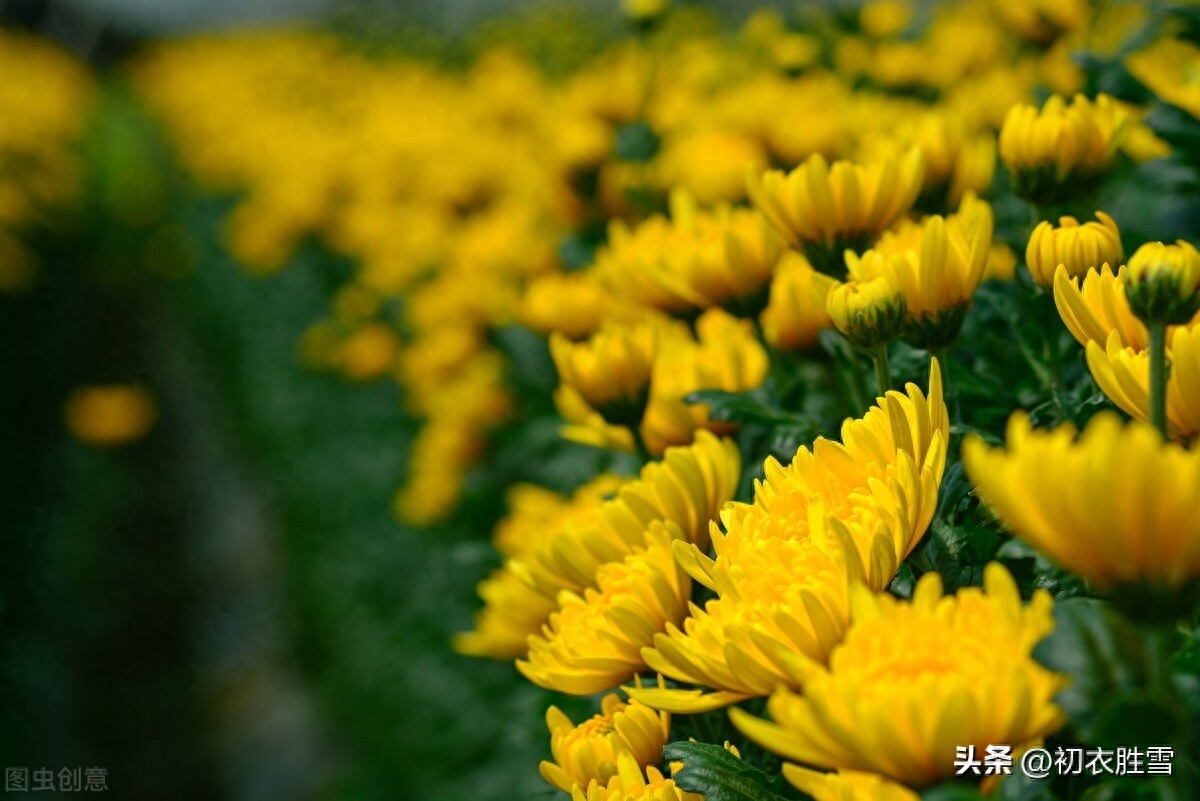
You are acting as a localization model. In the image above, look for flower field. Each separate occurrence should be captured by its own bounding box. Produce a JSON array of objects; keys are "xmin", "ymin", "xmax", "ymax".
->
[{"xmin": 5, "ymin": 0, "xmax": 1200, "ymax": 799}]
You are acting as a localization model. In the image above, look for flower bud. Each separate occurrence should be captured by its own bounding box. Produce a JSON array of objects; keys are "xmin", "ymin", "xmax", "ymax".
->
[
  {"xmin": 1025, "ymin": 211, "xmax": 1122, "ymax": 287},
  {"xmin": 1125, "ymin": 240, "xmax": 1200, "ymax": 326},
  {"xmin": 826, "ymin": 276, "xmax": 907, "ymax": 350}
]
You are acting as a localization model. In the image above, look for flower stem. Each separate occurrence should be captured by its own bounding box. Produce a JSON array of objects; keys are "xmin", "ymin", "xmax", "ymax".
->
[
  {"xmin": 628, "ymin": 423, "xmax": 653, "ymax": 464},
  {"xmin": 872, "ymin": 343, "xmax": 892, "ymax": 396},
  {"xmin": 1149, "ymin": 321, "xmax": 1169, "ymax": 439}
]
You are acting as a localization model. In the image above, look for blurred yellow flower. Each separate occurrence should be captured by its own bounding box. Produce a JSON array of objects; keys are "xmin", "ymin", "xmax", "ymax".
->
[
  {"xmin": 965, "ymin": 412, "xmax": 1200, "ymax": 589},
  {"xmin": 64, "ymin": 385, "xmax": 157, "ymax": 447},
  {"xmin": 859, "ymin": 0, "xmax": 913, "ymax": 38},
  {"xmin": 1126, "ymin": 37, "xmax": 1200, "ymax": 121},
  {"xmin": 540, "ymin": 692, "xmax": 670, "ymax": 793},
  {"xmin": 552, "ymin": 317, "xmax": 661, "ymax": 427},
  {"xmin": 1086, "ymin": 329, "xmax": 1200, "ymax": 441},
  {"xmin": 520, "ymin": 272, "xmax": 622, "ymax": 341},
  {"xmin": 747, "ymin": 149, "xmax": 924, "ymax": 277},
  {"xmin": 999, "ymin": 94, "xmax": 1127, "ymax": 200},
  {"xmin": 622, "ymin": 0, "xmax": 669, "ymax": 21},
  {"xmin": 992, "ymin": 0, "xmax": 1089, "ymax": 44},
  {"xmin": 760, "ymin": 251, "xmax": 838, "ymax": 351},
  {"xmin": 1025, "ymin": 211, "xmax": 1123, "ymax": 287},
  {"xmin": 517, "ymin": 522, "xmax": 690, "ymax": 695},
  {"xmin": 784, "ymin": 767, "xmax": 919, "ymax": 801},
  {"xmin": 731, "ymin": 564, "xmax": 1065, "ymax": 788},
  {"xmin": 453, "ymin": 566, "xmax": 559, "ymax": 659},
  {"xmin": 1125, "ymin": 240, "xmax": 1200, "ymax": 326},
  {"xmin": 827, "ymin": 277, "xmax": 907, "ymax": 349}
]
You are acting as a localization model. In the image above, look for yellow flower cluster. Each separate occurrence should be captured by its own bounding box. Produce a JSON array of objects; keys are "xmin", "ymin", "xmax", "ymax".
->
[
  {"xmin": 1050, "ymin": 233, "xmax": 1200, "ymax": 440},
  {"xmin": 629, "ymin": 363, "xmax": 948, "ymax": 713},
  {"xmin": 0, "ymin": 31, "xmax": 93, "ymax": 290}
]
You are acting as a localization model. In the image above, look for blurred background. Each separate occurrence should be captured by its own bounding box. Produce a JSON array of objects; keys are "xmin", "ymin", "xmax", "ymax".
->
[{"xmin": 0, "ymin": 1, "xmax": 683, "ymax": 800}]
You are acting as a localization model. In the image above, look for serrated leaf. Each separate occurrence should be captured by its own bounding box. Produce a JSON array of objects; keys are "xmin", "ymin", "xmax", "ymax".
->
[{"xmin": 663, "ymin": 741, "xmax": 798, "ymax": 801}]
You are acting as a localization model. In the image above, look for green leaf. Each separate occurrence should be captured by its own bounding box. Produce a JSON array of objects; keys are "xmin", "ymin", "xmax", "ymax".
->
[
  {"xmin": 1145, "ymin": 102, "xmax": 1200, "ymax": 164},
  {"xmin": 686, "ymin": 389, "xmax": 813, "ymax": 428},
  {"xmin": 663, "ymin": 741, "xmax": 799, "ymax": 801}
]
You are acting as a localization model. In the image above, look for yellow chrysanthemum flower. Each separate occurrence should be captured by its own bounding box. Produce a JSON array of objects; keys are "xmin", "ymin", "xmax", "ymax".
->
[
  {"xmin": 1052, "ymin": 263, "xmax": 1175, "ymax": 352},
  {"xmin": 964, "ymin": 412, "xmax": 1200, "ymax": 589},
  {"xmin": 455, "ymin": 476, "xmax": 630, "ymax": 659},
  {"xmin": 453, "ymin": 566, "xmax": 560, "ymax": 659},
  {"xmin": 859, "ymin": 0, "xmax": 913, "ymax": 39},
  {"xmin": 571, "ymin": 751, "xmax": 701, "ymax": 801},
  {"xmin": 1026, "ymin": 211, "xmax": 1123, "ymax": 287},
  {"xmin": 991, "ymin": 0, "xmax": 1089, "ymax": 44},
  {"xmin": 1085, "ymin": 329, "xmax": 1200, "ymax": 442},
  {"xmin": 630, "ymin": 364, "xmax": 948, "ymax": 713},
  {"xmin": 64, "ymin": 385, "xmax": 157, "ymax": 446},
  {"xmin": 517, "ymin": 522, "xmax": 690, "ymax": 696},
  {"xmin": 622, "ymin": 0, "xmax": 669, "ymax": 21},
  {"xmin": 731, "ymin": 564, "xmax": 1066, "ymax": 789},
  {"xmin": 552, "ymin": 317, "xmax": 661, "ymax": 427},
  {"xmin": 493, "ymin": 475, "xmax": 629, "ymax": 559},
  {"xmin": 1126, "ymin": 37, "xmax": 1200, "ymax": 121},
  {"xmin": 847, "ymin": 194, "xmax": 994, "ymax": 348},
  {"xmin": 760, "ymin": 251, "xmax": 838, "ymax": 352},
  {"xmin": 540, "ymin": 692, "xmax": 670, "ymax": 793},
  {"xmin": 559, "ymin": 311, "xmax": 768, "ymax": 454},
  {"xmin": 520, "ymin": 272, "xmax": 623, "ymax": 341},
  {"xmin": 999, "ymin": 94, "xmax": 1127, "ymax": 202},
  {"xmin": 747, "ymin": 149, "xmax": 925, "ymax": 277},
  {"xmin": 1125, "ymin": 240, "xmax": 1200, "ymax": 326},
  {"xmin": 592, "ymin": 194, "xmax": 786, "ymax": 315},
  {"xmin": 784, "ymin": 766, "xmax": 919, "ymax": 801},
  {"xmin": 649, "ymin": 193, "xmax": 787, "ymax": 314},
  {"xmin": 509, "ymin": 431, "xmax": 740, "ymax": 602},
  {"xmin": 826, "ymin": 276, "xmax": 907, "ymax": 350}
]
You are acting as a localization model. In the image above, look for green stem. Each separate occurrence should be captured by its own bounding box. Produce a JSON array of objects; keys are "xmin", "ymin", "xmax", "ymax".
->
[
  {"xmin": 630, "ymin": 425, "xmax": 653, "ymax": 464},
  {"xmin": 872, "ymin": 343, "xmax": 892, "ymax": 397},
  {"xmin": 1149, "ymin": 322, "xmax": 1169, "ymax": 440}
]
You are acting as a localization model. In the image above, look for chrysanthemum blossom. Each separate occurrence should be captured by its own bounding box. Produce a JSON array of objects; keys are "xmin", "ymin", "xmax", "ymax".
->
[
  {"xmin": 965, "ymin": 411, "xmax": 1200, "ymax": 588},
  {"xmin": 571, "ymin": 751, "xmax": 702, "ymax": 801},
  {"xmin": 556, "ymin": 310, "xmax": 767, "ymax": 454},
  {"xmin": 630, "ymin": 364, "xmax": 948, "ymax": 713},
  {"xmin": 848, "ymin": 194, "xmax": 994, "ymax": 348},
  {"xmin": 784, "ymin": 766, "xmax": 919, "ymax": 801},
  {"xmin": 454, "ymin": 476, "xmax": 628, "ymax": 659},
  {"xmin": 517, "ymin": 521, "xmax": 690, "ymax": 695},
  {"xmin": 747, "ymin": 149, "xmax": 924, "ymax": 277},
  {"xmin": 551, "ymin": 317, "xmax": 660, "ymax": 426},
  {"xmin": 509, "ymin": 431, "xmax": 740, "ymax": 602},
  {"xmin": 999, "ymin": 93, "xmax": 1127, "ymax": 200},
  {"xmin": 1053, "ymin": 264, "xmax": 1150, "ymax": 351},
  {"xmin": 540, "ymin": 692, "xmax": 670, "ymax": 793},
  {"xmin": 1026, "ymin": 211, "xmax": 1122, "ymax": 287},
  {"xmin": 731, "ymin": 564, "xmax": 1066, "ymax": 789},
  {"xmin": 760, "ymin": 251, "xmax": 839, "ymax": 351},
  {"xmin": 1085, "ymin": 329, "xmax": 1200, "ymax": 441}
]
